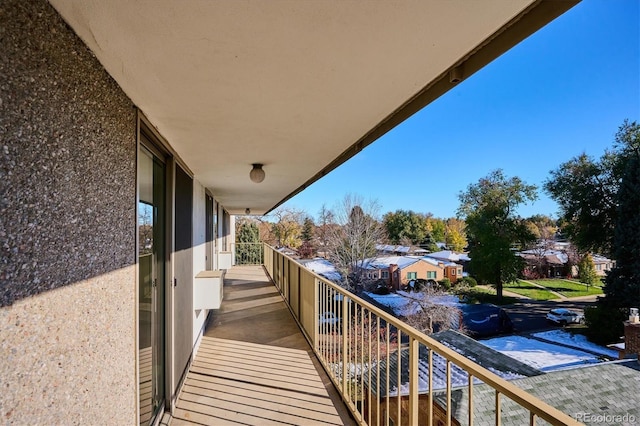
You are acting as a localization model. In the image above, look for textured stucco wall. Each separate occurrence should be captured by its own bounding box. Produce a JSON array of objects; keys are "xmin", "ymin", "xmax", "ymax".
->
[{"xmin": 0, "ymin": 0, "xmax": 137, "ymax": 424}]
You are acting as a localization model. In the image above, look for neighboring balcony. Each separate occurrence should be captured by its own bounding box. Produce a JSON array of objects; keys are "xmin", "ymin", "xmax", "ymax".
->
[{"xmin": 173, "ymin": 244, "xmax": 580, "ymax": 426}]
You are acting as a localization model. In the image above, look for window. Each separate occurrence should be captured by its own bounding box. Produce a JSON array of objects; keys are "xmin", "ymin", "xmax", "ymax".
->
[
  {"xmin": 451, "ymin": 268, "xmax": 456, "ymax": 275},
  {"xmin": 382, "ymin": 271, "xmax": 389, "ymax": 279},
  {"xmin": 596, "ymin": 264, "xmax": 602, "ymax": 271},
  {"xmin": 457, "ymin": 268, "xmax": 463, "ymax": 276},
  {"xmin": 407, "ymin": 272, "xmax": 417, "ymax": 280},
  {"xmin": 427, "ymin": 271, "xmax": 436, "ymax": 279}
]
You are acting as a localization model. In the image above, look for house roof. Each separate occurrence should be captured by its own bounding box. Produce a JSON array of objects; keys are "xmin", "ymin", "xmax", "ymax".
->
[
  {"xmin": 425, "ymin": 251, "xmax": 471, "ymax": 263},
  {"xmin": 434, "ymin": 360, "xmax": 640, "ymax": 425},
  {"xmin": 376, "ymin": 244, "xmax": 428, "ymax": 255},
  {"xmin": 592, "ymin": 254, "xmax": 613, "ymax": 264},
  {"xmin": 49, "ymin": 0, "xmax": 578, "ymax": 215},
  {"xmin": 365, "ymin": 256, "xmax": 422, "ymax": 270},
  {"xmin": 365, "ymin": 256, "xmax": 447, "ymax": 270},
  {"xmin": 298, "ymin": 258, "xmax": 342, "ymax": 283},
  {"xmin": 518, "ymin": 249, "xmax": 569, "ymax": 264},
  {"xmin": 364, "ymin": 331, "xmax": 542, "ymax": 398}
]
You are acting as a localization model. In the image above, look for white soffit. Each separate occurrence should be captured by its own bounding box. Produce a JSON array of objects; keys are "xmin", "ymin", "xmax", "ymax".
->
[{"xmin": 49, "ymin": 0, "xmax": 577, "ymax": 214}]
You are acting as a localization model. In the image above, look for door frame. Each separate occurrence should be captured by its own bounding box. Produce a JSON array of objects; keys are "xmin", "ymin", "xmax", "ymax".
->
[
  {"xmin": 136, "ymin": 117, "xmax": 171, "ymax": 426},
  {"xmin": 137, "ymin": 112, "xmax": 196, "ymax": 422}
]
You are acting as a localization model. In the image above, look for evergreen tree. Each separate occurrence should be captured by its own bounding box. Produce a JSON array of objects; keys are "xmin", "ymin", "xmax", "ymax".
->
[
  {"xmin": 604, "ymin": 151, "xmax": 640, "ymax": 308},
  {"xmin": 301, "ymin": 217, "xmax": 315, "ymax": 242},
  {"xmin": 236, "ymin": 220, "xmax": 262, "ymax": 264}
]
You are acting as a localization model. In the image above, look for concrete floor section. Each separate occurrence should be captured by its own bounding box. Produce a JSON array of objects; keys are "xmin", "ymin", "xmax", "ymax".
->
[{"xmin": 170, "ymin": 265, "xmax": 356, "ymax": 425}]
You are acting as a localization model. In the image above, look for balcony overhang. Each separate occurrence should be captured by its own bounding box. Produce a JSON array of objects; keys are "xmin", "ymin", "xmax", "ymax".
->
[{"xmin": 50, "ymin": 0, "xmax": 578, "ymax": 215}]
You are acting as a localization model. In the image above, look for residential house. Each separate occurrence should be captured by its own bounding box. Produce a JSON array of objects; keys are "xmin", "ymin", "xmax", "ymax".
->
[
  {"xmin": 519, "ymin": 249, "xmax": 571, "ymax": 278},
  {"xmin": 361, "ymin": 256, "xmax": 448, "ymax": 290},
  {"xmin": 1, "ymin": 1, "xmax": 582, "ymax": 424},
  {"xmin": 591, "ymin": 254, "xmax": 616, "ymax": 277},
  {"xmin": 518, "ymin": 245, "xmax": 615, "ymax": 279},
  {"xmin": 376, "ymin": 244, "xmax": 429, "ymax": 256},
  {"xmin": 442, "ymin": 262, "xmax": 464, "ymax": 283},
  {"xmin": 425, "ymin": 250, "xmax": 471, "ymax": 272}
]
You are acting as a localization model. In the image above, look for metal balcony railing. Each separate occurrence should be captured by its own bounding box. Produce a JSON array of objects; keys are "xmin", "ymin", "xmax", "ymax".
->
[
  {"xmin": 263, "ymin": 244, "xmax": 582, "ymax": 426},
  {"xmin": 233, "ymin": 242, "xmax": 264, "ymax": 266}
]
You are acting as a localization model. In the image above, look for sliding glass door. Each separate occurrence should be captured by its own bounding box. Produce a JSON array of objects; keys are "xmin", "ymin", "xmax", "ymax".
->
[{"xmin": 138, "ymin": 144, "xmax": 166, "ymax": 425}]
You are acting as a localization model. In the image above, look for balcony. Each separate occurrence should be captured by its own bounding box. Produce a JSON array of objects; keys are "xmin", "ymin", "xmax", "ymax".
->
[
  {"xmin": 169, "ymin": 245, "xmax": 580, "ymax": 426},
  {"xmin": 170, "ymin": 265, "xmax": 355, "ymax": 425}
]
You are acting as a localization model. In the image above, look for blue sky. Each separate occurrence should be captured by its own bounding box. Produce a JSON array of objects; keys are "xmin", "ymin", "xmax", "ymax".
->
[{"xmin": 281, "ymin": 0, "xmax": 639, "ymax": 221}]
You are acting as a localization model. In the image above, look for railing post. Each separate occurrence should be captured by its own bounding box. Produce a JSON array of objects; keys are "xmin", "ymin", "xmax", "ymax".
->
[
  {"xmin": 469, "ymin": 374, "xmax": 474, "ymax": 426},
  {"xmin": 314, "ymin": 277, "xmax": 319, "ymax": 348},
  {"xmin": 409, "ymin": 336, "xmax": 419, "ymax": 425},
  {"xmin": 428, "ymin": 348, "xmax": 433, "ymax": 426},
  {"xmin": 342, "ymin": 294, "xmax": 348, "ymax": 396}
]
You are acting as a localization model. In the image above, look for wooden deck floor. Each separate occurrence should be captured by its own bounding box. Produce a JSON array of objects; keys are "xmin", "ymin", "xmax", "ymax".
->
[{"xmin": 169, "ymin": 266, "xmax": 355, "ymax": 425}]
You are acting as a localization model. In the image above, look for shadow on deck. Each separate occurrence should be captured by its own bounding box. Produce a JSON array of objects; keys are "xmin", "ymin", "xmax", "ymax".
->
[{"xmin": 169, "ymin": 265, "xmax": 355, "ymax": 425}]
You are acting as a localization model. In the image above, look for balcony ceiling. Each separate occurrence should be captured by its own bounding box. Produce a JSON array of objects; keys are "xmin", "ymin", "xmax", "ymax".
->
[{"xmin": 50, "ymin": 0, "xmax": 577, "ymax": 215}]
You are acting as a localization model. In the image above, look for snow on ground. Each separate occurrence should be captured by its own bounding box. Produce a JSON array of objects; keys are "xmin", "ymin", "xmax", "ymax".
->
[
  {"xmin": 532, "ymin": 330, "xmax": 619, "ymax": 358},
  {"xmin": 365, "ymin": 291, "xmax": 460, "ymax": 316},
  {"xmin": 479, "ymin": 335, "xmax": 605, "ymax": 372},
  {"xmin": 302, "ymin": 258, "xmax": 342, "ymax": 282}
]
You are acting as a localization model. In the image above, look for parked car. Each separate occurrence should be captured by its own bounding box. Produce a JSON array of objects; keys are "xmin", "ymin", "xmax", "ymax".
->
[
  {"xmin": 546, "ymin": 308, "xmax": 584, "ymax": 325},
  {"xmin": 319, "ymin": 312, "xmax": 341, "ymax": 329},
  {"xmin": 459, "ymin": 304, "xmax": 514, "ymax": 337}
]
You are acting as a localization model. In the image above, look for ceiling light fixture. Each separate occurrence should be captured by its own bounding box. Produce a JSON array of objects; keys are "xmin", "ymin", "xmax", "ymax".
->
[{"xmin": 249, "ymin": 163, "xmax": 265, "ymax": 183}]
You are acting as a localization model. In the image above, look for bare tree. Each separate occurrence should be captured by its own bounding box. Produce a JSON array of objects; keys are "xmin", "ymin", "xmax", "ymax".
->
[
  {"xmin": 397, "ymin": 286, "xmax": 465, "ymax": 335},
  {"xmin": 325, "ymin": 194, "xmax": 386, "ymax": 291},
  {"xmin": 266, "ymin": 206, "xmax": 306, "ymax": 248}
]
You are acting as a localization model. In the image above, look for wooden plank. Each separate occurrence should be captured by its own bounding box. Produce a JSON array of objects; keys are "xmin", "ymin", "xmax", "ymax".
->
[
  {"xmin": 175, "ymin": 399, "xmax": 286, "ymax": 426},
  {"xmin": 193, "ymin": 353, "xmax": 318, "ymax": 379},
  {"xmin": 224, "ymin": 286, "xmax": 279, "ymax": 301},
  {"xmin": 178, "ymin": 389, "xmax": 342, "ymax": 426},
  {"xmin": 172, "ymin": 406, "xmax": 247, "ymax": 425},
  {"xmin": 189, "ymin": 364, "xmax": 327, "ymax": 395},
  {"xmin": 180, "ymin": 383, "xmax": 340, "ymax": 423},
  {"xmin": 220, "ymin": 296, "xmax": 284, "ymax": 313},
  {"xmin": 200, "ymin": 336, "xmax": 312, "ymax": 358},
  {"xmin": 186, "ymin": 374, "xmax": 335, "ymax": 407},
  {"xmin": 196, "ymin": 344, "xmax": 313, "ymax": 367}
]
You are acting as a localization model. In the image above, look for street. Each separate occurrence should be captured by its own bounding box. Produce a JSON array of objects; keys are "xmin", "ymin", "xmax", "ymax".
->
[{"xmin": 501, "ymin": 298, "xmax": 597, "ymax": 334}]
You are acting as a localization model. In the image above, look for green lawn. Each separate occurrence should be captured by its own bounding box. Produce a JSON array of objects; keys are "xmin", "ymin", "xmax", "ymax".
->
[
  {"xmin": 565, "ymin": 277, "xmax": 605, "ymax": 288},
  {"xmin": 456, "ymin": 287, "xmax": 518, "ymax": 306},
  {"xmin": 530, "ymin": 279, "xmax": 603, "ymax": 298},
  {"xmin": 504, "ymin": 281, "xmax": 559, "ymax": 300}
]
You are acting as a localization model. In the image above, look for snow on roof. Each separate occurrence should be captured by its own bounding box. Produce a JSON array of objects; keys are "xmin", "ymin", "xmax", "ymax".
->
[
  {"xmin": 300, "ymin": 258, "xmax": 342, "ymax": 283},
  {"xmin": 591, "ymin": 254, "xmax": 613, "ymax": 263},
  {"xmin": 365, "ymin": 334, "xmax": 532, "ymax": 397},
  {"xmin": 375, "ymin": 244, "xmax": 395, "ymax": 252},
  {"xmin": 532, "ymin": 330, "xmax": 619, "ymax": 359},
  {"xmin": 479, "ymin": 335, "xmax": 606, "ymax": 372},
  {"xmin": 425, "ymin": 250, "xmax": 470, "ymax": 262},
  {"xmin": 365, "ymin": 290, "xmax": 460, "ymax": 317},
  {"xmin": 365, "ymin": 255, "xmax": 420, "ymax": 269}
]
